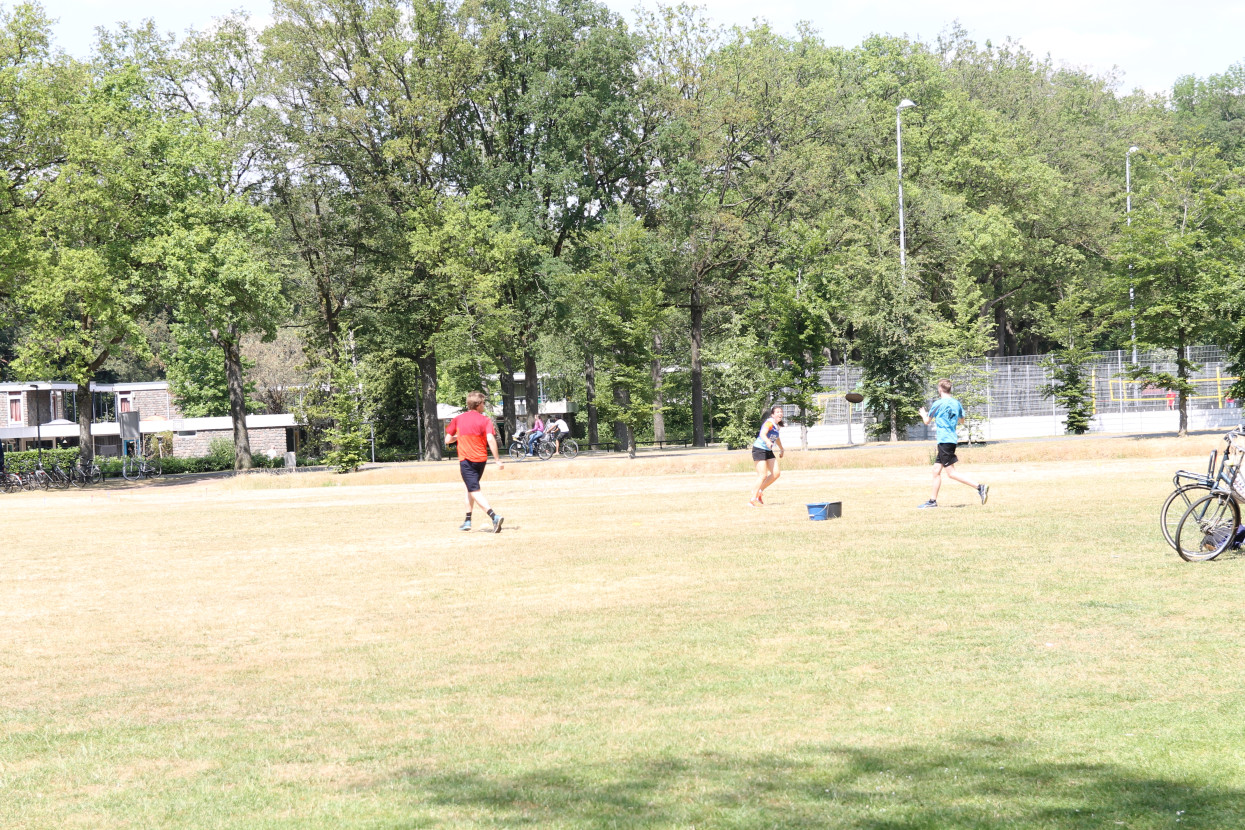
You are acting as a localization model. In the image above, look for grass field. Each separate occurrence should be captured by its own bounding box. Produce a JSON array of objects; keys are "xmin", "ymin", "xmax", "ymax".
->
[{"xmin": 4, "ymin": 436, "xmax": 1245, "ymax": 828}]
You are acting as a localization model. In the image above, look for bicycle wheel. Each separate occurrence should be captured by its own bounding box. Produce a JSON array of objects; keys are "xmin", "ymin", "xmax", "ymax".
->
[
  {"xmin": 1174, "ymin": 493, "xmax": 1241, "ymax": 562},
  {"xmin": 1, "ymin": 472, "xmax": 15, "ymax": 493},
  {"xmin": 537, "ymin": 439, "xmax": 555, "ymax": 461},
  {"xmin": 1163, "ymin": 483, "xmax": 1209, "ymax": 548},
  {"xmin": 560, "ymin": 438, "xmax": 579, "ymax": 459},
  {"xmin": 51, "ymin": 467, "xmax": 70, "ymax": 490},
  {"xmin": 508, "ymin": 441, "xmax": 524, "ymax": 460},
  {"xmin": 121, "ymin": 457, "xmax": 140, "ymax": 481},
  {"xmin": 70, "ymin": 466, "xmax": 86, "ymax": 488},
  {"xmin": 148, "ymin": 457, "xmax": 162, "ymax": 478},
  {"xmin": 90, "ymin": 466, "xmax": 103, "ymax": 485},
  {"xmin": 32, "ymin": 469, "xmax": 51, "ymax": 491}
]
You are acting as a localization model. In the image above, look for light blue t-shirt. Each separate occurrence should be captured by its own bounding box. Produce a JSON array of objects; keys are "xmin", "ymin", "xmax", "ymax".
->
[{"xmin": 928, "ymin": 397, "xmax": 963, "ymax": 444}]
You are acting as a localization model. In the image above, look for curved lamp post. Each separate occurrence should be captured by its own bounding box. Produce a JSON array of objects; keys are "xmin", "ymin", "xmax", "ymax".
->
[{"xmin": 1126, "ymin": 145, "xmax": 1140, "ymax": 364}]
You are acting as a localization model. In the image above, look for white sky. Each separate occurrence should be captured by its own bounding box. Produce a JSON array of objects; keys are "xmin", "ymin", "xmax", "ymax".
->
[{"xmin": 32, "ymin": 0, "xmax": 1245, "ymax": 95}]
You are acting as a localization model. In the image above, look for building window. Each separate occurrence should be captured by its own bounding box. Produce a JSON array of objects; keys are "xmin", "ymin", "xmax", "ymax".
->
[
  {"xmin": 119, "ymin": 395, "xmax": 132, "ymax": 414},
  {"xmin": 9, "ymin": 395, "xmax": 19, "ymax": 423},
  {"xmin": 176, "ymin": 431, "xmax": 196, "ymax": 437}
]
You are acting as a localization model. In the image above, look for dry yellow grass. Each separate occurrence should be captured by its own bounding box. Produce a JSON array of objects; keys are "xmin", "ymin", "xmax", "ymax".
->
[
  {"xmin": 229, "ymin": 432, "xmax": 1228, "ymax": 492},
  {"xmin": 3, "ymin": 435, "xmax": 1244, "ymax": 828}
]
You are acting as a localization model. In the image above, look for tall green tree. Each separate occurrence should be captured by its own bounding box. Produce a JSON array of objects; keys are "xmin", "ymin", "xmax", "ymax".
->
[
  {"xmin": 569, "ymin": 208, "xmax": 669, "ymax": 457},
  {"xmin": 1114, "ymin": 146, "xmax": 1245, "ymax": 436},
  {"xmin": 458, "ymin": 0, "xmax": 642, "ymax": 430},
  {"xmin": 10, "ymin": 51, "xmax": 189, "ymax": 461},
  {"xmin": 264, "ymin": 0, "xmax": 480, "ymax": 459}
]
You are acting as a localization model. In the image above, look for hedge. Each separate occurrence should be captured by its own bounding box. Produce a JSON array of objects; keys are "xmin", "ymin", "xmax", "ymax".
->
[{"xmin": 4, "ymin": 448, "xmax": 294, "ymax": 477}]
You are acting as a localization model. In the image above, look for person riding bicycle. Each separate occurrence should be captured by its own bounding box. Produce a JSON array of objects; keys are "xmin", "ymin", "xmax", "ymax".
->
[
  {"xmin": 526, "ymin": 414, "xmax": 545, "ymax": 456},
  {"xmin": 544, "ymin": 416, "xmax": 570, "ymax": 453}
]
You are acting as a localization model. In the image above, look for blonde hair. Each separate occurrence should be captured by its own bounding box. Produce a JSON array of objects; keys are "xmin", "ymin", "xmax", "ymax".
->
[
  {"xmin": 937, "ymin": 379, "xmax": 953, "ymax": 394},
  {"xmin": 466, "ymin": 391, "xmax": 487, "ymax": 411}
]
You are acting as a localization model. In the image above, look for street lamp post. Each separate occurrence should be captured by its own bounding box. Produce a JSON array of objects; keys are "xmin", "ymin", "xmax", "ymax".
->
[
  {"xmin": 27, "ymin": 383, "xmax": 42, "ymax": 464},
  {"xmin": 1127, "ymin": 145, "xmax": 1139, "ymax": 364},
  {"xmin": 896, "ymin": 99, "xmax": 917, "ymax": 282}
]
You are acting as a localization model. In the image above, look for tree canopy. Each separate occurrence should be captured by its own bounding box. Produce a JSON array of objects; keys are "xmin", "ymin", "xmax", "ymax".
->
[{"xmin": 3, "ymin": 0, "xmax": 1243, "ymax": 459}]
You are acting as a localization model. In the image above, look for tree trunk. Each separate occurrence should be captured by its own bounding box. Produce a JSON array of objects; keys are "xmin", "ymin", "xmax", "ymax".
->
[
  {"xmin": 223, "ymin": 336, "xmax": 254, "ymax": 470},
  {"xmin": 74, "ymin": 384, "xmax": 94, "ymax": 464},
  {"xmin": 419, "ymin": 350, "xmax": 442, "ymax": 460},
  {"xmin": 585, "ymin": 352, "xmax": 599, "ymax": 448},
  {"xmin": 691, "ymin": 282, "xmax": 705, "ymax": 446},
  {"xmin": 500, "ymin": 355, "xmax": 517, "ymax": 444},
  {"xmin": 890, "ymin": 407, "xmax": 898, "ymax": 442},
  {"xmin": 800, "ymin": 406, "xmax": 808, "ymax": 451},
  {"xmin": 994, "ymin": 300, "xmax": 1007, "ymax": 357},
  {"xmin": 652, "ymin": 333, "xmax": 665, "ymax": 443},
  {"xmin": 524, "ymin": 348, "xmax": 539, "ymax": 423},
  {"xmin": 613, "ymin": 382, "xmax": 630, "ymax": 449}
]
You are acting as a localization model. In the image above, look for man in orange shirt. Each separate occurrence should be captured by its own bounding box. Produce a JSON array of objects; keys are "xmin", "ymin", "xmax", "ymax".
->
[{"xmin": 445, "ymin": 391, "xmax": 505, "ymax": 533}]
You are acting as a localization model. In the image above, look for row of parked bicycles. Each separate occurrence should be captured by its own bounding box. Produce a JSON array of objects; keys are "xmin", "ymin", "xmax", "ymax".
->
[
  {"xmin": 1161, "ymin": 426, "xmax": 1245, "ymax": 561},
  {"xmin": 2, "ymin": 458, "xmax": 105, "ymax": 492},
  {"xmin": 1, "ymin": 453, "xmax": 164, "ymax": 492}
]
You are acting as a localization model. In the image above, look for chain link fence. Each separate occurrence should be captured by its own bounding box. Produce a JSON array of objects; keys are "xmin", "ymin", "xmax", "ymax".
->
[{"xmin": 801, "ymin": 347, "xmax": 1242, "ymax": 442}]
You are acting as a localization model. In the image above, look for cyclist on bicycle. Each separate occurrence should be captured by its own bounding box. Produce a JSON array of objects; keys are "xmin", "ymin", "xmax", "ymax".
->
[
  {"xmin": 545, "ymin": 416, "xmax": 570, "ymax": 453},
  {"xmin": 526, "ymin": 414, "xmax": 545, "ymax": 456}
]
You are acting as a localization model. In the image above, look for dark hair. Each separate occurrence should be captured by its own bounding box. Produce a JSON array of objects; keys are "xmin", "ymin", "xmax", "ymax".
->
[{"xmin": 771, "ymin": 404, "xmax": 785, "ymax": 415}]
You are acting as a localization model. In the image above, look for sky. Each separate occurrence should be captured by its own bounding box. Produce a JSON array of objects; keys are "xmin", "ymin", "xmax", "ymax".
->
[{"xmin": 33, "ymin": 0, "xmax": 1245, "ymax": 95}]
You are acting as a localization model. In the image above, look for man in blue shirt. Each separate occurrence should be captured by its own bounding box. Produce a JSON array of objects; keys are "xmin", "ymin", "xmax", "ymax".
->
[{"xmin": 917, "ymin": 379, "xmax": 988, "ymax": 509}]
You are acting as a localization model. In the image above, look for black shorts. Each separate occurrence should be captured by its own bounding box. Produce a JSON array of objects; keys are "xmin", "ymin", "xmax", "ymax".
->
[
  {"xmin": 459, "ymin": 459, "xmax": 487, "ymax": 492},
  {"xmin": 751, "ymin": 447, "xmax": 775, "ymax": 462},
  {"xmin": 935, "ymin": 442, "xmax": 959, "ymax": 467}
]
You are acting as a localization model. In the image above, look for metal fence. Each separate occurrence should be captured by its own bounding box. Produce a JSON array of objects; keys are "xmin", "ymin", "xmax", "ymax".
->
[{"xmin": 806, "ymin": 346, "xmax": 1241, "ymax": 437}]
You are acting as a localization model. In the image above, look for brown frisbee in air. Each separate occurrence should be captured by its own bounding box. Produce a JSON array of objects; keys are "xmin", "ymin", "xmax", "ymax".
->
[{"xmin": 845, "ymin": 392, "xmax": 864, "ymax": 404}]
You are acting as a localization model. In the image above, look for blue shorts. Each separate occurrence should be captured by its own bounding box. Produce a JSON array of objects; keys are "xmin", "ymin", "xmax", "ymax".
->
[{"xmin": 459, "ymin": 459, "xmax": 487, "ymax": 492}]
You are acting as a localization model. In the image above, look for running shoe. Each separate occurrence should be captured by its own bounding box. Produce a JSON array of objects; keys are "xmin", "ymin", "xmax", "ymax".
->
[
  {"xmin": 978, "ymin": 484, "xmax": 989, "ymax": 505},
  {"xmin": 459, "ymin": 519, "xmax": 472, "ymax": 531},
  {"xmin": 492, "ymin": 514, "xmax": 504, "ymax": 534},
  {"xmin": 918, "ymin": 499, "xmax": 938, "ymax": 509}
]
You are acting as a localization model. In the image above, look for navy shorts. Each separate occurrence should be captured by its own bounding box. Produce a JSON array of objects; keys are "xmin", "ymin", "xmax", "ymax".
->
[
  {"xmin": 751, "ymin": 447, "xmax": 775, "ymax": 462},
  {"xmin": 935, "ymin": 442, "xmax": 959, "ymax": 467},
  {"xmin": 459, "ymin": 459, "xmax": 487, "ymax": 492}
]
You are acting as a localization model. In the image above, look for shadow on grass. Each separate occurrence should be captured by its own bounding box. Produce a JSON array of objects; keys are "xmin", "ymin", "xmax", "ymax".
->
[{"xmin": 390, "ymin": 740, "xmax": 1244, "ymax": 828}]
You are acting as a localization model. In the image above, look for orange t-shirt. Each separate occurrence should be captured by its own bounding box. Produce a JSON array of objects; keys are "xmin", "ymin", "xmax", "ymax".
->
[{"xmin": 446, "ymin": 410, "xmax": 495, "ymax": 462}]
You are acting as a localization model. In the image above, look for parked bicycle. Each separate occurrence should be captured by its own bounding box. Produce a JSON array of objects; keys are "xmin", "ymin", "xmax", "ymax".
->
[
  {"xmin": 19, "ymin": 465, "xmax": 51, "ymax": 491},
  {"xmin": 45, "ymin": 461, "xmax": 72, "ymax": 490},
  {"xmin": 1171, "ymin": 428, "xmax": 1245, "ymax": 561},
  {"xmin": 70, "ymin": 458, "xmax": 104, "ymax": 487},
  {"xmin": 1, "ymin": 463, "xmax": 21, "ymax": 493},
  {"xmin": 1160, "ymin": 426, "xmax": 1245, "ymax": 550},
  {"xmin": 121, "ymin": 453, "xmax": 163, "ymax": 481}
]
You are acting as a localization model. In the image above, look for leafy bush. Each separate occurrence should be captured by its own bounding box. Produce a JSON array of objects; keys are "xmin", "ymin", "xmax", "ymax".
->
[
  {"xmin": 206, "ymin": 437, "xmax": 235, "ymax": 469},
  {"xmin": 5, "ymin": 445, "xmax": 293, "ymax": 478},
  {"xmin": 718, "ymin": 423, "xmax": 755, "ymax": 451},
  {"xmin": 3, "ymin": 448, "xmax": 80, "ymax": 474}
]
